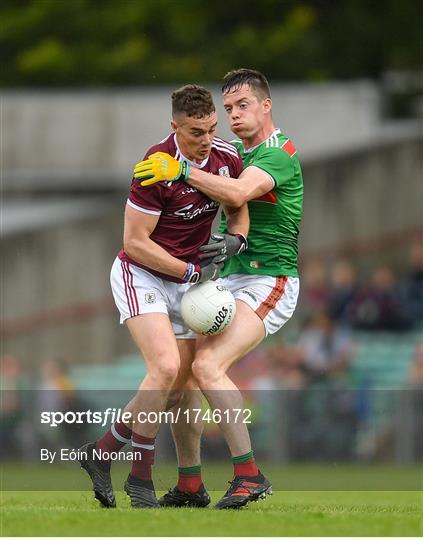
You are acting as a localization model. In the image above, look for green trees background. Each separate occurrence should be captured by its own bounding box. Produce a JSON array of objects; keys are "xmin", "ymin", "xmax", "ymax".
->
[{"xmin": 2, "ymin": 0, "xmax": 421, "ymax": 86}]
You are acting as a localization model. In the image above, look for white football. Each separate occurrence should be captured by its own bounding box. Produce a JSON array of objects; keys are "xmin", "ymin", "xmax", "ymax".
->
[{"xmin": 181, "ymin": 281, "xmax": 236, "ymax": 335}]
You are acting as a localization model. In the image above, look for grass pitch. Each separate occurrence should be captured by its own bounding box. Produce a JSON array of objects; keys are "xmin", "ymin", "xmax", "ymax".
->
[{"xmin": 1, "ymin": 464, "xmax": 422, "ymax": 536}]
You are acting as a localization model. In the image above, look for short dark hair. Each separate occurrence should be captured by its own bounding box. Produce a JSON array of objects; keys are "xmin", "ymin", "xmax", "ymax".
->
[
  {"xmin": 172, "ymin": 85, "xmax": 215, "ymax": 118},
  {"xmin": 222, "ymin": 68, "xmax": 271, "ymax": 100}
]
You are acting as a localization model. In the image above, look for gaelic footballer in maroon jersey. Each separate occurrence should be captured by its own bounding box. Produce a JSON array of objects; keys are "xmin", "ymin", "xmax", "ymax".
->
[
  {"xmin": 78, "ymin": 85, "xmax": 249, "ymax": 510},
  {"xmin": 119, "ymin": 132, "xmax": 243, "ymax": 282}
]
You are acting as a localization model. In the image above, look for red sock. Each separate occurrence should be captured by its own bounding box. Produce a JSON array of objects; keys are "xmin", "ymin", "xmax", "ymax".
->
[
  {"xmin": 96, "ymin": 420, "xmax": 132, "ymax": 461},
  {"xmin": 233, "ymin": 459, "xmax": 259, "ymax": 478},
  {"xmin": 177, "ymin": 466, "xmax": 202, "ymax": 493},
  {"xmin": 131, "ymin": 433, "xmax": 155, "ymax": 481}
]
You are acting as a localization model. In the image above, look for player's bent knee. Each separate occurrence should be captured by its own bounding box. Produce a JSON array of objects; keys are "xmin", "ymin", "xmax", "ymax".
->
[
  {"xmin": 191, "ymin": 357, "xmax": 221, "ymax": 388},
  {"xmin": 150, "ymin": 359, "xmax": 180, "ymax": 386}
]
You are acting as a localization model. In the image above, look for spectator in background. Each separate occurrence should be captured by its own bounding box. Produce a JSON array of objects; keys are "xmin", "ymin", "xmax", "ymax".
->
[
  {"xmin": 408, "ymin": 341, "xmax": 423, "ymax": 461},
  {"xmin": 295, "ymin": 313, "xmax": 357, "ymax": 460},
  {"xmin": 403, "ymin": 241, "xmax": 423, "ymax": 322},
  {"xmin": 265, "ymin": 345, "xmax": 306, "ymax": 390},
  {"xmin": 36, "ymin": 358, "xmax": 88, "ymax": 449},
  {"xmin": 300, "ymin": 258, "xmax": 330, "ymax": 317},
  {"xmin": 37, "ymin": 358, "xmax": 71, "ymax": 450},
  {"xmin": 409, "ymin": 341, "xmax": 423, "ymax": 385},
  {"xmin": 0, "ymin": 354, "xmax": 24, "ymax": 458},
  {"xmin": 38, "ymin": 357, "xmax": 74, "ymax": 398},
  {"xmin": 227, "ymin": 348, "xmax": 271, "ymax": 391},
  {"xmin": 328, "ymin": 259, "xmax": 358, "ymax": 326},
  {"xmin": 351, "ymin": 266, "xmax": 412, "ymax": 331},
  {"xmin": 298, "ymin": 311, "xmax": 355, "ymax": 382},
  {"xmin": 230, "ymin": 345, "xmax": 306, "ymax": 391}
]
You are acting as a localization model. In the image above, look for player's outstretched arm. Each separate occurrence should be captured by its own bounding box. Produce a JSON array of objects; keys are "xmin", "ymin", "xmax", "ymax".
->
[
  {"xmin": 133, "ymin": 152, "xmax": 273, "ymax": 207},
  {"xmin": 186, "ymin": 166, "xmax": 274, "ymax": 208}
]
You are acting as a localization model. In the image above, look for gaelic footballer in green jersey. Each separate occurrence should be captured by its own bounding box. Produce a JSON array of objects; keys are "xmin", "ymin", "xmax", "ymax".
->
[
  {"xmin": 132, "ymin": 70, "xmax": 303, "ymax": 510},
  {"xmin": 220, "ymin": 129, "xmax": 303, "ymax": 278}
]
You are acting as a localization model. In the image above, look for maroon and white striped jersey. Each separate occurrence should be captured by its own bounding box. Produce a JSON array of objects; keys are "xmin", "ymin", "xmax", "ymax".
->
[{"xmin": 118, "ymin": 133, "xmax": 243, "ymax": 282}]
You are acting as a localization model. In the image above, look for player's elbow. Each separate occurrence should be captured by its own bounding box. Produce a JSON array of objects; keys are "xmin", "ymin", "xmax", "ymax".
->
[
  {"xmin": 123, "ymin": 239, "xmax": 136, "ymax": 260},
  {"xmin": 123, "ymin": 236, "xmax": 146, "ymax": 260},
  {"xmin": 224, "ymin": 188, "xmax": 247, "ymax": 208}
]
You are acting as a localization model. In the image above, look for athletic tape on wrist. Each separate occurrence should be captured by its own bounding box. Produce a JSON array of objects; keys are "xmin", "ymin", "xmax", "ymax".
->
[
  {"xmin": 235, "ymin": 233, "xmax": 248, "ymax": 253},
  {"xmin": 182, "ymin": 262, "xmax": 200, "ymax": 283}
]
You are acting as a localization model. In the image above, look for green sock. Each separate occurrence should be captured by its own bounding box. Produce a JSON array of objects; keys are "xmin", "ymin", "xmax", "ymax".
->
[
  {"xmin": 178, "ymin": 465, "xmax": 202, "ymax": 475},
  {"xmin": 232, "ymin": 451, "xmax": 254, "ymax": 464}
]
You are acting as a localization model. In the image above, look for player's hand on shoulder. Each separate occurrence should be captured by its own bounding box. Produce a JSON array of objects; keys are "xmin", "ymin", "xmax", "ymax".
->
[
  {"xmin": 199, "ymin": 233, "xmax": 248, "ymax": 263},
  {"xmin": 134, "ymin": 152, "xmax": 190, "ymax": 186}
]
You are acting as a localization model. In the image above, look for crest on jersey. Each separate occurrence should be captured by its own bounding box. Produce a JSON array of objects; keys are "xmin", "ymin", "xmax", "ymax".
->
[
  {"xmin": 218, "ymin": 166, "xmax": 230, "ymax": 177},
  {"xmin": 145, "ymin": 293, "xmax": 156, "ymax": 304}
]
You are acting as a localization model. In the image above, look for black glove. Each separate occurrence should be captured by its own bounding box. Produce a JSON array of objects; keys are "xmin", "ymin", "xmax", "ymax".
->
[
  {"xmin": 199, "ymin": 233, "xmax": 248, "ymax": 263},
  {"xmin": 182, "ymin": 259, "xmax": 223, "ymax": 284}
]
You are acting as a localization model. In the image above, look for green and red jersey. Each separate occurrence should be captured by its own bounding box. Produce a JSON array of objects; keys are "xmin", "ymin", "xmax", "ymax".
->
[{"xmin": 220, "ymin": 129, "xmax": 303, "ymax": 278}]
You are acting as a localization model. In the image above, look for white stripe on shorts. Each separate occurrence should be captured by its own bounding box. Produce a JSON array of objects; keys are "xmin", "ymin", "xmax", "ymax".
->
[{"xmin": 121, "ymin": 261, "xmax": 139, "ymax": 317}]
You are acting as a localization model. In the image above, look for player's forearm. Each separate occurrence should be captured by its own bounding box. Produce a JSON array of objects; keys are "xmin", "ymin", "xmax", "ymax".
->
[
  {"xmin": 124, "ymin": 237, "xmax": 188, "ymax": 279},
  {"xmin": 187, "ymin": 168, "xmax": 245, "ymax": 208},
  {"xmin": 225, "ymin": 203, "xmax": 249, "ymax": 238}
]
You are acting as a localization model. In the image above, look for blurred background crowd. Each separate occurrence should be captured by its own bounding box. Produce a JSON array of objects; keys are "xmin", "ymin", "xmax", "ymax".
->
[
  {"xmin": 1, "ymin": 0, "xmax": 422, "ymax": 466},
  {"xmin": 2, "ymin": 243, "xmax": 422, "ymax": 463}
]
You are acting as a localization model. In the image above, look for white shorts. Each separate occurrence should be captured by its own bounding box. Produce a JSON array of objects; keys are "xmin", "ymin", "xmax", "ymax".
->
[
  {"xmin": 110, "ymin": 257, "xmax": 196, "ymax": 339},
  {"xmin": 219, "ymin": 274, "xmax": 300, "ymax": 336}
]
